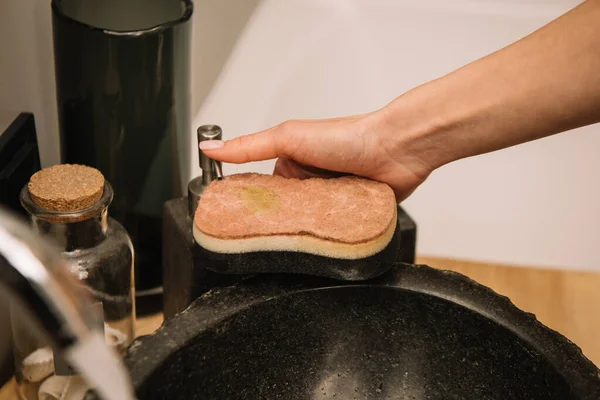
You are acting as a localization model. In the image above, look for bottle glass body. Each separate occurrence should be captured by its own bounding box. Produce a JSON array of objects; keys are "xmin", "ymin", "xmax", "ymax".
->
[{"xmin": 12, "ymin": 182, "xmax": 135, "ymax": 400}]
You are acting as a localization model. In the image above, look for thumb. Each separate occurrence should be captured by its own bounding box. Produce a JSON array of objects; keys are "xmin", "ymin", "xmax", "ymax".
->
[{"xmin": 199, "ymin": 125, "xmax": 287, "ymax": 164}]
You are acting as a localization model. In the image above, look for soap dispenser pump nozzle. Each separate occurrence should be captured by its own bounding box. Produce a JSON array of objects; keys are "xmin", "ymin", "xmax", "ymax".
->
[{"xmin": 188, "ymin": 125, "xmax": 224, "ymax": 217}]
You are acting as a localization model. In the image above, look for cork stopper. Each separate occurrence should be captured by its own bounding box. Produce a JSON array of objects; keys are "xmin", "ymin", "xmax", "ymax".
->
[{"xmin": 28, "ymin": 164, "xmax": 105, "ymax": 212}]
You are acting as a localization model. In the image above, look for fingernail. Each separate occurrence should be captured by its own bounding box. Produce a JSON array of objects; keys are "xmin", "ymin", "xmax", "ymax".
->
[{"xmin": 199, "ymin": 140, "xmax": 224, "ymax": 150}]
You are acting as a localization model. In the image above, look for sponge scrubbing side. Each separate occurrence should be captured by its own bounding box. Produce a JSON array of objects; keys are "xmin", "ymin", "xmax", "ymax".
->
[{"xmin": 193, "ymin": 173, "xmax": 401, "ymax": 280}]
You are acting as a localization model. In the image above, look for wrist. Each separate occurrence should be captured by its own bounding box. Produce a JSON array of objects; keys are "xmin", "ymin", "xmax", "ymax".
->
[
  {"xmin": 377, "ymin": 82, "xmax": 457, "ymax": 174},
  {"xmin": 379, "ymin": 66, "xmax": 491, "ymax": 174}
]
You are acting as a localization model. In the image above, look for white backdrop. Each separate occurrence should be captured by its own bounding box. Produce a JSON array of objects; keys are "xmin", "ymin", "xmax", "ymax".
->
[
  {"xmin": 1, "ymin": 0, "xmax": 596, "ymax": 271},
  {"xmin": 191, "ymin": 0, "xmax": 599, "ymax": 271}
]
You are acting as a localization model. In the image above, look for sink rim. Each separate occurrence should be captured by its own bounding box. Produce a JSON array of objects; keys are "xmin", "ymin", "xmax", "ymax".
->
[{"xmin": 124, "ymin": 263, "xmax": 600, "ymax": 399}]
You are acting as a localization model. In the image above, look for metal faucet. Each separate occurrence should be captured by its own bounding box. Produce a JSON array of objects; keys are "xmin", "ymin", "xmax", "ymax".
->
[{"xmin": 0, "ymin": 207, "xmax": 136, "ymax": 400}]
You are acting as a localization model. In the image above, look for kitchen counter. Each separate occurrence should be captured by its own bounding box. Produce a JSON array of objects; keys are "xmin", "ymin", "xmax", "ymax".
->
[{"xmin": 1, "ymin": 256, "xmax": 598, "ymax": 399}]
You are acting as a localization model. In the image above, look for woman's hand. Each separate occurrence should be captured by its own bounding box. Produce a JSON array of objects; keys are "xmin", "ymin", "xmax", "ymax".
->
[
  {"xmin": 202, "ymin": 0, "xmax": 600, "ymax": 203},
  {"xmin": 200, "ymin": 110, "xmax": 434, "ymax": 202}
]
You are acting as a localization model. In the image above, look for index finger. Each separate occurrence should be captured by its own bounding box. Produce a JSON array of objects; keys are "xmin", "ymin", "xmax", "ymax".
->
[{"xmin": 199, "ymin": 126, "xmax": 285, "ymax": 164}]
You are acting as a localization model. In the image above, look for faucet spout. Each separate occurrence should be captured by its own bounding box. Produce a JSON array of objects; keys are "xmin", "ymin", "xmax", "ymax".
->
[{"xmin": 0, "ymin": 208, "xmax": 136, "ymax": 400}]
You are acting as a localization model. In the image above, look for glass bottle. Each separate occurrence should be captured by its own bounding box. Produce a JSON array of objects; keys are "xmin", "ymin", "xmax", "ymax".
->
[{"xmin": 12, "ymin": 164, "xmax": 135, "ymax": 400}]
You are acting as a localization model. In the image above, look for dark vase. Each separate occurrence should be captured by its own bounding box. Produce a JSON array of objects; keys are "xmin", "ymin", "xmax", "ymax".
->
[{"xmin": 51, "ymin": 0, "xmax": 193, "ymax": 314}]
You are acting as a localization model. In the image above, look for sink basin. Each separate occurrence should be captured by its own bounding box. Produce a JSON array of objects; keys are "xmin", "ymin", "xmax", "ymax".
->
[{"xmin": 122, "ymin": 264, "xmax": 600, "ymax": 399}]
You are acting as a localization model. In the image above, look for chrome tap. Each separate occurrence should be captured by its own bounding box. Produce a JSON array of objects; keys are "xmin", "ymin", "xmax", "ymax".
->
[{"xmin": 0, "ymin": 207, "xmax": 135, "ymax": 400}]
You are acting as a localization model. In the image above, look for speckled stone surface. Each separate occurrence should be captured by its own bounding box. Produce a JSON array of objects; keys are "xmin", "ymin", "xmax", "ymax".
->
[{"xmin": 120, "ymin": 263, "xmax": 600, "ymax": 400}]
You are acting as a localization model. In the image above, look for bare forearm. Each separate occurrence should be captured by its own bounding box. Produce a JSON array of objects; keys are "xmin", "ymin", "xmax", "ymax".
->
[
  {"xmin": 203, "ymin": 1, "xmax": 600, "ymax": 201},
  {"xmin": 387, "ymin": 0, "xmax": 600, "ymax": 170}
]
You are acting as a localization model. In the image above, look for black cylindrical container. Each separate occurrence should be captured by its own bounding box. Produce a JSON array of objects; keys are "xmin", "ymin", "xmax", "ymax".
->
[{"xmin": 51, "ymin": 0, "xmax": 193, "ymax": 314}]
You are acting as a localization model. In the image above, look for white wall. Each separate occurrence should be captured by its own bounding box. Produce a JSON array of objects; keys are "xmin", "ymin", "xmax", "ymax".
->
[
  {"xmin": 192, "ymin": 0, "xmax": 600, "ymax": 271},
  {"xmin": 0, "ymin": 0, "xmax": 60, "ymax": 166},
  {"xmin": 2, "ymin": 0, "xmax": 597, "ymax": 271}
]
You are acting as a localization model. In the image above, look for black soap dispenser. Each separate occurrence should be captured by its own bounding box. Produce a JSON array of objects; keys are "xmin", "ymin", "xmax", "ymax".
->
[
  {"xmin": 162, "ymin": 125, "xmax": 419, "ymax": 318},
  {"xmin": 162, "ymin": 125, "xmax": 242, "ymax": 318}
]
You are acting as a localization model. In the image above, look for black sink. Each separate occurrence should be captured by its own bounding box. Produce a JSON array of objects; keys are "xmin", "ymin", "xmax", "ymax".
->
[{"xmin": 122, "ymin": 264, "xmax": 600, "ymax": 400}]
